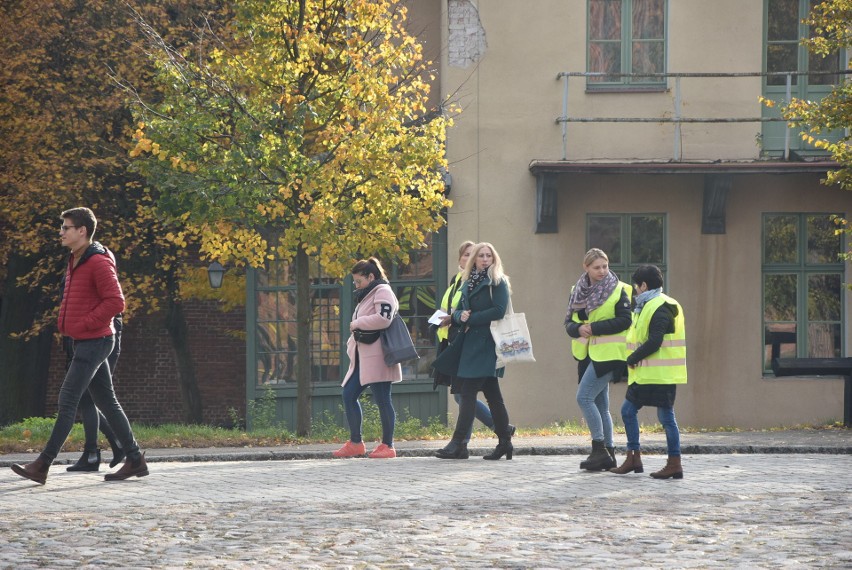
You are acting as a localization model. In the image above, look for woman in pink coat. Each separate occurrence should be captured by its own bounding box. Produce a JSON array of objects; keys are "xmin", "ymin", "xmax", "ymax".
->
[{"xmin": 333, "ymin": 258, "xmax": 402, "ymax": 459}]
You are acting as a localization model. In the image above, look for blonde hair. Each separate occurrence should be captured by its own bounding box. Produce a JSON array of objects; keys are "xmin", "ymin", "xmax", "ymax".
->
[
  {"xmin": 463, "ymin": 242, "xmax": 511, "ymax": 292},
  {"xmin": 583, "ymin": 248, "xmax": 608, "ymax": 268},
  {"xmin": 457, "ymin": 240, "xmax": 475, "ymax": 261}
]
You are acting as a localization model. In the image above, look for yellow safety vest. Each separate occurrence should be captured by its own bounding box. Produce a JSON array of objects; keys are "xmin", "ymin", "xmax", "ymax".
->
[
  {"xmin": 570, "ymin": 282, "xmax": 632, "ymax": 362},
  {"xmin": 436, "ymin": 272, "xmax": 464, "ymax": 342},
  {"xmin": 626, "ymin": 294, "xmax": 687, "ymax": 385}
]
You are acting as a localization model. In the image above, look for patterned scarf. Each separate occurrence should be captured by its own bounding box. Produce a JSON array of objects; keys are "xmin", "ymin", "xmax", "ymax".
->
[
  {"xmin": 467, "ymin": 267, "xmax": 489, "ymax": 292},
  {"xmin": 633, "ymin": 287, "xmax": 662, "ymax": 314},
  {"xmin": 565, "ymin": 270, "xmax": 619, "ymax": 323}
]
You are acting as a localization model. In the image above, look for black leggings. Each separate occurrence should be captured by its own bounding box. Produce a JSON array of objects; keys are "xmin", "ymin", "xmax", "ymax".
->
[{"xmin": 451, "ymin": 376, "xmax": 511, "ymax": 442}]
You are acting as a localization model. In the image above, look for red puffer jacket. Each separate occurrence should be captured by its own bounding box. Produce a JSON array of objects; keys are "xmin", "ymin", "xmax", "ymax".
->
[{"xmin": 58, "ymin": 242, "xmax": 125, "ymax": 340}]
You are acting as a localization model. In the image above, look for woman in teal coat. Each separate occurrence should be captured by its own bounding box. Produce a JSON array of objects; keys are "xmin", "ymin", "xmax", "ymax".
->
[
  {"xmin": 435, "ymin": 242, "xmax": 514, "ymax": 461},
  {"xmin": 434, "ymin": 240, "xmax": 496, "ymax": 443}
]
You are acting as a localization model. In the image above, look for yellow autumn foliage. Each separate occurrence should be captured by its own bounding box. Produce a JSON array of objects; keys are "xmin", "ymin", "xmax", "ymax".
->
[{"xmin": 127, "ymin": 0, "xmax": 454, "ymax": 278}]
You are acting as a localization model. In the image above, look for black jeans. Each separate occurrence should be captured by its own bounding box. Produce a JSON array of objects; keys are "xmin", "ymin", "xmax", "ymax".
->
[
  {"xmin": 67, "ymin": 332, "xmax": 122, "ymax": 452},
  {"xmin": 451, "ymin": 376, "xmax": 511, "ymax": 443},
  {"xmin": 42, "ymin": 336, "xmax": 139, "ymax": 462}
]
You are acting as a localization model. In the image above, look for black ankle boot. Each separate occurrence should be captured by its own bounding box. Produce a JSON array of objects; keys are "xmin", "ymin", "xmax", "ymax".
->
[
  {"xmin": 435, "ymin": 441, "xmax": 469, "ymax": 459},
  {"xmin": 580, "ymin": 440, "xmax": 615, "ymax": 471},
  {"xmin": 67, "ymin": 449, "xmax": 101, "ymax": 472},
  {"xmin": 108, "ymin": 438, "xmax": 125, "ymax": 469},
  {"xmin": 483, "ymin": 437, "xmax": 513, "ymax": 460}
]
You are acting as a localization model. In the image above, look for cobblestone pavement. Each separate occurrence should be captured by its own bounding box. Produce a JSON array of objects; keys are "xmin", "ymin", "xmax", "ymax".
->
[{"xmin": 2, "ymin": 452, "xmax": 851, "ymax": 569}]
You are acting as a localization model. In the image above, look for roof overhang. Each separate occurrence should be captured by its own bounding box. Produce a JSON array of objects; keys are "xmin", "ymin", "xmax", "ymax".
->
[
  {"xmin": 530, "ymin": 159, "xmax": 840, "ymax": 235},
  {"xmin": 529, "ymin": 159, "xmax": 839, "ymax": 176}
]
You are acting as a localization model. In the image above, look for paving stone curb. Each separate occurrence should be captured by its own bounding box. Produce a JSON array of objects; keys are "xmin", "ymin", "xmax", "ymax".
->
[
  {"xmin": 3, "ymin": 443, "xmax": 847, "ymax": 467},
  {"xmin": 2, "ymin": 430, "xmax": 848, "ymax": 466}
]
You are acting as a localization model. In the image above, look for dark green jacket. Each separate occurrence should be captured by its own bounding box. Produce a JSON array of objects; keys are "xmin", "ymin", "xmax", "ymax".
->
[{"xmin": 452, "ymin": 277, "xmax": 509, "ymax": 379}]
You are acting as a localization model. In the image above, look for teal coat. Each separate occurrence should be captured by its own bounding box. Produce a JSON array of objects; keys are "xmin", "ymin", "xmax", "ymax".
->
[{"xmin": 452, "ymin": 277, "xmax": 509, "ymax": 379}]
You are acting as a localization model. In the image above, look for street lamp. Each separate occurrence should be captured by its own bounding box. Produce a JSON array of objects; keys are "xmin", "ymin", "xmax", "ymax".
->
[{"xmin": 207, "ymin": 261, "xmax": 226, "ymax": 289}]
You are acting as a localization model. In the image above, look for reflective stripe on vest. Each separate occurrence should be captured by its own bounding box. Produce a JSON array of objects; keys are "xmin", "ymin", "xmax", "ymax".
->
[
  {"xmin": 436, "ymin": 273, "xmax": 464, "ymax": 342},
  {"xmin": 570, "ymin": 282, "xmax": 632, "ymax": 362},
  {"xmin": 626, "ymin": 294, "xmax": 687, "ymax": 385}
]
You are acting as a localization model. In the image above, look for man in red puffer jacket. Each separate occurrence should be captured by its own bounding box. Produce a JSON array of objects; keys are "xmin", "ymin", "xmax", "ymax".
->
[{"xmin": 11, "ymin": 207, "xmax": 148, "ymax": 485}]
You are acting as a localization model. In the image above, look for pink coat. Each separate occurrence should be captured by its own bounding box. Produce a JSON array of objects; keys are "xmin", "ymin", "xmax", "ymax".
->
[{"xmin": 342, "ymin": 283, "xmax": 402, "ymax": 386}]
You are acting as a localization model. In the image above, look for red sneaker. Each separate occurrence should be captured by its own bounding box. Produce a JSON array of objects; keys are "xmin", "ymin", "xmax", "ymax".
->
[
  {"xmin": 368, "ymin": 443, "xmax": 397, "ymax": 459},
  {"xmin": 332, "ymin": 441, "xmax": 366, "ymax": 458}
]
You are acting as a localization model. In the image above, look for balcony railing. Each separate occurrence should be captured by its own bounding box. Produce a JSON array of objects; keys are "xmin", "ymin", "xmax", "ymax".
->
[{"xmin": 555, "ymin": 70, "xmax": 851, "ymax": 161}]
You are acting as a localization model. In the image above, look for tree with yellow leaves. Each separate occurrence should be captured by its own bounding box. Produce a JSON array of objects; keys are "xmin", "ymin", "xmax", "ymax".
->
[
  {"xmin": 126, "ymin": 0, "xmax": 453, "ymax": 435},
  {"xmin": 0, "ymin": 0, "xmax": 229, "ymax": 425}
]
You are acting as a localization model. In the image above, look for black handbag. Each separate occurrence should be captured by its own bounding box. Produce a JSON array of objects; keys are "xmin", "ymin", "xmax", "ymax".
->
[
  {"xmin": 381, "ymin": 313, "xmax": 420, "ymax": 366},
  {"xmin": 431, "ymin": 329, "xmax": 466, "ymax": 377},
  {"xmin": 353, "ymin": 329, "xmax": 381, "ymax": 344},
  {"xmin": 431, "ymin": 339, "xmax": 452, "ymax": 389}
]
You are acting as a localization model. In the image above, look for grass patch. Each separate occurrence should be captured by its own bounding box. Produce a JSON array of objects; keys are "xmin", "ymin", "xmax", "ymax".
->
[{"xmin": 0, "ymin": 413, "xmax": 845, "ymax": 455}]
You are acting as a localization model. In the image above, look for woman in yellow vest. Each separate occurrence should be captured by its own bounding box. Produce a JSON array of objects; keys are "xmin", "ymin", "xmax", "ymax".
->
[
  {"xmin": 565, "ymin": 248, "xmax": 632, "ymax": 471},
  {"xmin": 434, "ymin": 240, "xmax": 497, "ymax": 445},
  {"xmin": 610, "ymin": 265, "xmax": 687, "ymax": 479}
]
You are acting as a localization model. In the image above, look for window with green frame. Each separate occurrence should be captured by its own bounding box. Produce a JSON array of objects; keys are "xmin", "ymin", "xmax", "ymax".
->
[
  {"xmin": 762, "ymin": 0, "xmax": 845, "ymax": 155},
  {"xmin": 587, "ymin": 213, "xmax": 666, "ymax": 283},
  {"xmin": 587, "ymin": 0, "xmax": 666, "ymax": 90},
  {"xmin": 253, "ymin": 233, "xmax": 445, "ymax": 386},
  {"xmin": 766, "ymin": 0, "xmax": 840, "ymax": 88},
  {"xmin": 762, "ymin": 213, "xmax": 845, "ymax": 371},
  {"xmin": 254, "ymin": 256, "xmax": 341, "ymax": 385}
]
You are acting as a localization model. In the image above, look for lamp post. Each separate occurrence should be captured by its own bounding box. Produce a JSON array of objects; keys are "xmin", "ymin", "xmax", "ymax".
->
[{"xmin": 207, "ymin": 261, "xmax": 226, "ymax": 289}]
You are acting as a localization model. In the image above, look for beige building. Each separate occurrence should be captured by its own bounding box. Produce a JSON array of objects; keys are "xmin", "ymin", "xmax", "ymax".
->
[{"xmin": 433, "ymin": 0, "xmax": 852, "ymax": 429}]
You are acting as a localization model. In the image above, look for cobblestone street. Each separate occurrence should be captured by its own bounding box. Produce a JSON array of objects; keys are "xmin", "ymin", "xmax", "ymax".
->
[{"xmin": 2, "ymin": 452, "xmax": 851, "ymax": 568}]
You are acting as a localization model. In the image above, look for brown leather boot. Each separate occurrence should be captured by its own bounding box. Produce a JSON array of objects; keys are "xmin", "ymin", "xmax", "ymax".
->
[
  {"xmin": 11, "ymin": 456, "xmax": 51, "ymax": 485},
  {"xmin": 104, "ymin": 452, "xmax": 149, "ymax": 481},
  {"xmin": 650, "ymin": 455, "xmax": 683, "ymax": 479},
  {"xmin": 610, "ymin": 450, "xmax": 644, "ymax": 474}
]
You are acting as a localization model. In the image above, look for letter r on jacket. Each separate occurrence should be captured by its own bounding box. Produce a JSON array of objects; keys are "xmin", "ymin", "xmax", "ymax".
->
[{"xmin": 380, "ymin": 303, "xmax": 392, "ymax": 319}]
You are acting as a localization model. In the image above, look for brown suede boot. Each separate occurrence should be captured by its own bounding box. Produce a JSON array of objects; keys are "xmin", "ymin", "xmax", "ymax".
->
[
  {"xmin": 650, "ymin": 455, "xmax": 683, "ymax": 479},
  {"xmin": 610, "ymin": 450, "xmax": 644, "ymax": 474},
  {"xmin": 104, "ymin": 452, "xmax": 149, "ymax": 481},
  {"xmin": 11, "ymin": 456, "xmax": 51, "ymax": 485}
]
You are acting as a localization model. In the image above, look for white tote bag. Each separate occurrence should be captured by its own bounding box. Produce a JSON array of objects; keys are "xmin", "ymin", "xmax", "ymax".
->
[{"xmin": 490, "ymin": 297, "xmax": 536, "ymax": 366}]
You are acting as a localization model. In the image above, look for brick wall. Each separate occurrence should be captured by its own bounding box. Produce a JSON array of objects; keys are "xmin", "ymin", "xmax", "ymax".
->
[
  {"xmin": 448, "ymin": 0, "xmax": 487, "ymax": 68},
  {"xmin": 45, "ymin": 301, "xmax": 246, "ymax": 427}
]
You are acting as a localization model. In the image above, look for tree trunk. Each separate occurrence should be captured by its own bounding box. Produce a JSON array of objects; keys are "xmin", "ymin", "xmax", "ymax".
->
[
  {"xmin": 0, "ymin": 253, "xmax": 53, "ymax": 425},
  {"xmin": 165, "ymin": 288, "xmax": 204, "ymax": 424},
  {"xmin": 295, "ymin": 245, "xmax": 312, "ymax": 436}
]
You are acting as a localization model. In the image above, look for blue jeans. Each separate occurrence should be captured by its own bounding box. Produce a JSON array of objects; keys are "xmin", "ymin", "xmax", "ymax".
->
[
  {"xmin": 42, "ymin": 336, "xmax": 140, "ymax": 462},
  {"xmin": 453, "ymin": 393, "xmax": 494, "ymax": 444},
  {"xmin": 576, "ymin": 365, "xmax": 614, "ymax": 446},
  {"xmin": 621, "ymin": 399, "xmax": 681, "ymax": 456},
  {"xmin": 342, "ymin": 364, "xmax": 395, "ymax": 446}
]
